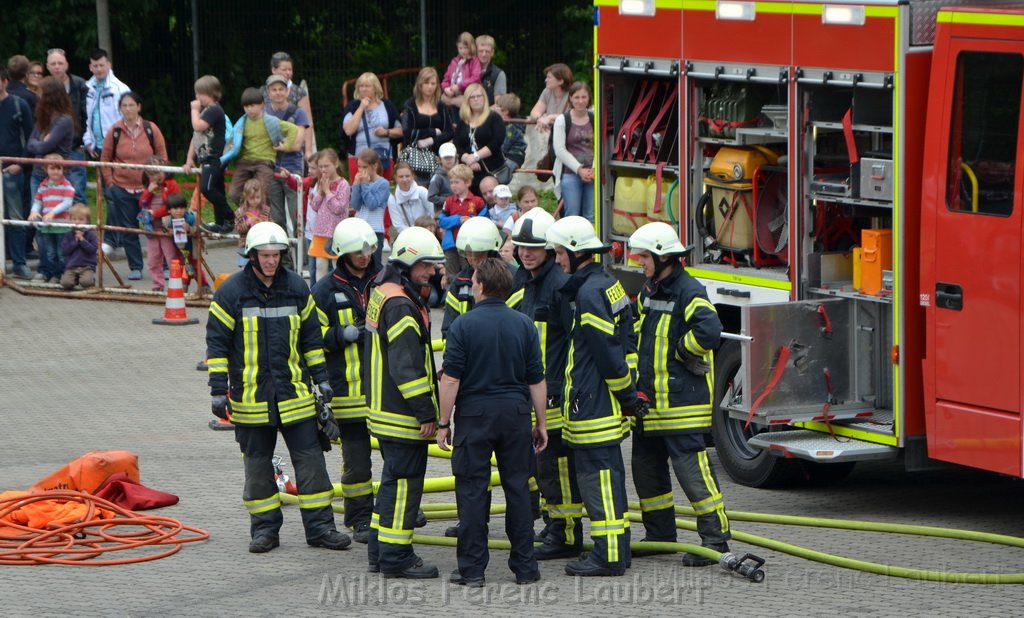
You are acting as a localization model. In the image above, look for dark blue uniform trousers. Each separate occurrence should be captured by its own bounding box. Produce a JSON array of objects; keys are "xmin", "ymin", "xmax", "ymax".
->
[
  {"xmin": 452, "ymin": 399, "xmax": 539, "ymax": 580},
  {"xmin": 368, "ymin": 440, "xmax": 428, "ymax": 573}
]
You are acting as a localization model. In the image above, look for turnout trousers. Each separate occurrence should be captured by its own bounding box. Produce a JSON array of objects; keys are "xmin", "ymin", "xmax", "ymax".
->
[
  {"xmin": 338, "ymin": 420, "xmax": 374, "ymax": 529},
  {"xmin": 368, "ymin": 440, "xmax": 428, "ymax": 573},
  {"xmin": 535, "ymin": 429, "xmax": 583, "ymax": 546},
  {"xmin": 235, "ymin": 419, "xmax": 336, "ymax": 541},
  {"xmin": 451, "ymin": 399, "xmax": 538, "ymax": 580},
  {"xmin": 574, "ymin": 444, "xmax": 631, "ymax": 570},
  {"xmin": 631, "ymin": 430, "xmax": 730, "ymax": 545}
]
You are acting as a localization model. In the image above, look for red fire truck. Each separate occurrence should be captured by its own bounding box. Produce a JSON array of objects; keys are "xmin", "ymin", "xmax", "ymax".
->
[{"xmin": 594, "ymin": 0, "xmax": 1024, "ymax": 485}]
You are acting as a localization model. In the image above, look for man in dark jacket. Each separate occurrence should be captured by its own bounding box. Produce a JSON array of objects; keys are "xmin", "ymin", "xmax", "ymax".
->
[
  {"xmin": 628, "ymin": 222, "xmax": 730, "ymax": 566},
  {"xmin": 206, "ymin": 221, "xmax": 351, "ymax": 554}
]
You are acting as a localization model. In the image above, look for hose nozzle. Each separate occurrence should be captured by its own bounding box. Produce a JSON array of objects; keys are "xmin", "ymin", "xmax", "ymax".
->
[{"xmin": 720, "ymin": 552, "xmax": 766, "ymax": 583}]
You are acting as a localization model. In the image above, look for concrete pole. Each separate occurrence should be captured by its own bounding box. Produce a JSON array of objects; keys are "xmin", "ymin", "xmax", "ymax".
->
[{"xmin": 96, "ymin": 0, "xmax": 112, "ymax": 56}]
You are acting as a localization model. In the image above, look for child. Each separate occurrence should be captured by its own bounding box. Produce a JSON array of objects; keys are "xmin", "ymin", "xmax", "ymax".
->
[
  {"xmin": 438, "ymin": 163, "xmax": 486, "ymax": 280},
  {"xmin": 488, "ymin": 184, "xmax": 518, "ymax": 233},
  {"xmin": 503, "ymin": 185, "xmax": 541, "ymax": 237},
  {"xmin": 28, "ymin": 153, "xmax": 74, "ymax": 283},
  {"xmin": 234, "ymin": 178, "xmax": 272, "ymax": 268},
  {"xmin": 183, "ymin": 75, "xmax": 233, "ymax": 233},
  {"xmin": 494, "ymin": 93, "xmax": 527, "ymax": 175},
  {"xmin": 59, "ymin": 204, "xmax": 98, "ymax": 290},
  {"xmin": 428, "ymin": 142, "xmax": 458, "ymax": 213},
  {"xmin": 166, "ymin": 194, "xmax": 200, "ymax": 288},
  {"xmin": 414, "ymin": 215, "xmax": 446, "ymax": 307},
  {"xmin": 350, "ymin": 148, "xmax": 390, "ymax": 266},
  {"xmin": 308, "ymin": 148, "xmax": 351, "ymax": 282},
  {"xmin": 138, "ymin": 157, "xmax": 183, "ymax": 291},
  {"xmin": 441, "ymin": 32, "xmax": 482, "ymax": 107},
  {"xmin": 221, "ymin": 87, "xmax": 300, "ymax": 210}
]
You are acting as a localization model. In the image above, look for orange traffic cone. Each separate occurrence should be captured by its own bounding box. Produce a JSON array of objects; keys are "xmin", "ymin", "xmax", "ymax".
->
[{"xmin": 153, "ymin": 260, "xmax": 199, "ymax": 326}]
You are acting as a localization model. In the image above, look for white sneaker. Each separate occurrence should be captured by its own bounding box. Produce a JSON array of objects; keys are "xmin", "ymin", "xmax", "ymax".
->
[
  {"xmin": 102, "ymin": 242, "xmax": 114, "ymax": 255},
  {"xmin": 32, "ymin": 273, "xmax": 46, "ymax": 282}
]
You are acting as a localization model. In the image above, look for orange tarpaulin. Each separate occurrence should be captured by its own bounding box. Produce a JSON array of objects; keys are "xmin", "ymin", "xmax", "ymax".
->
[{"xmin": 30, "ymin": 450, "xmax": 140, "ymax": 494}]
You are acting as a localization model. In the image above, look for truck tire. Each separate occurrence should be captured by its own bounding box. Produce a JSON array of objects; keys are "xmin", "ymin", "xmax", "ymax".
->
[{"xmin": 710, "ymin": 340, "xmax": 801, "ymax": 487}]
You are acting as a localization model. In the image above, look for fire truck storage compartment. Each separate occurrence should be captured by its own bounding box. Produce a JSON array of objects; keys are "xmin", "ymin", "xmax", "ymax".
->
[
  {"xmin": 687, "ymin": 61, "xmax": 790, "ymax": 274},
  {"xmin": 734, "ymin": 297, "xmax": 893, "ymax": 426},
  {"xmin": 598, "ymin": 56, "xmax": 681, "ymax": 267}
]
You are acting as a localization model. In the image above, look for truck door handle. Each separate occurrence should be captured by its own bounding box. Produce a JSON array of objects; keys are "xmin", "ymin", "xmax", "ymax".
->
[
  {"xmin": 717, "ymin": 287, "xmax": 752, "ymax": 298},
  {"xmin": 935, "ymin": 282, "xmax": 963, "ymax": 311}
]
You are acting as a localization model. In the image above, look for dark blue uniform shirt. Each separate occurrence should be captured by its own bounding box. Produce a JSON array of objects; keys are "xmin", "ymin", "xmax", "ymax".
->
[{"xmin": 443, "ymin": 297, "xmax": 544, "ymax": 408}]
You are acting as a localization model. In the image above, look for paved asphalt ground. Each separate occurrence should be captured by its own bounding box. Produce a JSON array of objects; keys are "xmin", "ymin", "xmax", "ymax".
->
[{"xmin": 3, "ymin": 241, "xmax": 1024, "ymax": 617}]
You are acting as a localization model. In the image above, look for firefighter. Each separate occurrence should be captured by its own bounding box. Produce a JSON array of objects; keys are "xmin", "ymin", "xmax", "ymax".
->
[
  {"xmin": 206, "ymin": 221, "xmax": 351, "ymax": 554},
  {"xmin": 437, "ymin": 257, "xmax": 549, "ymax": 587},
  {"xmin": 628, "ymin": 221, "xmax": 731, "ymax": 565},
  {"xmin": 364, "ymin": 226, "xmax": 445, "ymax": 579},
  {"xmin": 546, "ymin": 215, "xmax": 644, "ymax": 577},
  {"xmin": 310, "ymin": 218, "xmax": 381, "ymax": 544},
  {"xmin": 440, "ymin": 215, "xmax": 503, "ymax": 337},
  {"xmin": 507, "ymin": 209, "xmax": 583, "ymax": 559}
]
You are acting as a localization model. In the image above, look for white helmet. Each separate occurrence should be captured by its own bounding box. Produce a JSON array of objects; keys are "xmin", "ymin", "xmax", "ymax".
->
[
  {"xmin": 629, "ymin": 222, "xmax": 689, "ymax": 257},
  {"xmin": 455, "ymin": 216, "xmax": 502, "ymax": 254},
  {"xmin": 511, "ymin": 208, "xmax": 555, "ymax": 247},
  {"xmin": 331, "ymin": 218, "xmax": 378, "ymax": 257},
  {"xmin": 545, "ymin": 216, "xmax": 608, "ymax": 253},
  {"xmin": 389, "ymin": 226, "xmax": 445, "ymax": 267},
  {"xmin": 245, "ymin": 221, "xmax": 290, "ymax": 254}
]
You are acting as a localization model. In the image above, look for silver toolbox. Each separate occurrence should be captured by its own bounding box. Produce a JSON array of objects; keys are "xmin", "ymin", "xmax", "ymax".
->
[{"xmin": 859, "ymin": 157, "xmax": 893, "ymax": 201}]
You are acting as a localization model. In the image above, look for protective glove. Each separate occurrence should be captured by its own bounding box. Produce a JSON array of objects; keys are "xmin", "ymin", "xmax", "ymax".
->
[
  {"xmin": 675, "ymin": 340, "xmax": 711, "ymax": 376},
  {"xmin": 342, "ymin": 324, "xmax": 366, "ymax": 344},
  {"xmin": 316, "ymin": 404, "xmax": 341, "ymax": 442},
  {"xmin": 623, "ymin": 392, "xmax": 650, "ymax": 419},
  {"xmin": 317, "ymin": 381, "xmax": 334, "ymax": 403},
  {"xmin": 211, "ymin": 395, "xmax": 229, "ymax": 420}
]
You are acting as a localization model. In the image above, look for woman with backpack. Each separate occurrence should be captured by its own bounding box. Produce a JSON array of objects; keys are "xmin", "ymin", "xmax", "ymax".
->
[
  {"xmin": 100, "ymin": 91, "xmax": 168, "ymax": 280},
  {"xmin": 552, "ymin": 82, "xmax": 595, "ymax": 222}
]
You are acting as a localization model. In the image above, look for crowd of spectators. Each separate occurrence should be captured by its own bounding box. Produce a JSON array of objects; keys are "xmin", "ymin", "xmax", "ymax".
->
[{"xmin": 1, "ymin": 35, "xmax": 596, "ymax": 293}]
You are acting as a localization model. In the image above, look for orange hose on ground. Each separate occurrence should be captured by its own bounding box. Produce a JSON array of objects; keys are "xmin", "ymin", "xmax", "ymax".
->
[{"xmin": 0, "ymin": 490, "xmax": 209, "ymax": 565}]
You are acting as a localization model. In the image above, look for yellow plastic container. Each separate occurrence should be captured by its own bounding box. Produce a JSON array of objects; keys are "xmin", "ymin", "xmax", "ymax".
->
[
  {"xmin": 702, "ymin": 147, "xmax": 777, "ymax": 252},
  {"xmin": 852, "ymin": 247, "xmax": 862, "ymax": 290},
  {"xmin": 646, "ymin": 177, "xmax": 679, "ymax": 225},
  {"xmin": 612, "ymin": 176, "xmax": 650, "ymax": 235}
]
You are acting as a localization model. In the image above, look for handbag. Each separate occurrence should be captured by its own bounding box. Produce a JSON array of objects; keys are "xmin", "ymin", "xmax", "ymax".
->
[
  {"xmin": 398, "ymin": 145, "xmax": 438, "ymax": 175},
  {"xmin": 361, "ymin": 115, "xmax": 391, "ymax": 170},
  {"xmin": 470, "ymin": 125, "xmax": 512, "ymax": 184}
]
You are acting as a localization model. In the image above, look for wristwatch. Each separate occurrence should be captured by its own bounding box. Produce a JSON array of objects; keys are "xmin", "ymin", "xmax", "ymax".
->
[{"xmin": 438, "ymin": 421, "xmax": 451, "ymax": 429}]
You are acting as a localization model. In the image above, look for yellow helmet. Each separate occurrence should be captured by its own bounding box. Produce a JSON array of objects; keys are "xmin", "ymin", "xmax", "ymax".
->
[
  {"xmin": 455, "ymin": 216, "xmax": 502, "ymax": 254},
  {"xmin": 245, "ymin": 221, "xmax": 290, "ymax": 253},
  {"xmin": 511, "ymin": 208, "xmax": 555, "ymax": 247},
  {"xmin": 331, "ymin": 217, "xmax": 378, "ymax": 257},
  {"xmin": 389, "ymin": 226, "xmax": 444, "ymax": 267},
  {"xmin": 545, "ymin": 216, "xmax": 607, "ymax": 253},
  {"xmin": 629, "ymin": 222, "xmax": 689, "ymax": 257}
]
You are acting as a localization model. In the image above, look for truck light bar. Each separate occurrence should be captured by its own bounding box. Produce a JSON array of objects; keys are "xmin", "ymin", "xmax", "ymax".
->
[
  {"xmin": 717, "ymin": 1, "xmax": 755, "ymax": 21},
  {"xmin": 619, "ymin": 0, "xmax": 655, "ymax": 16},
  {"xmin": 822, "ymin": 4, "xmax": 866, "ymax": 25}
]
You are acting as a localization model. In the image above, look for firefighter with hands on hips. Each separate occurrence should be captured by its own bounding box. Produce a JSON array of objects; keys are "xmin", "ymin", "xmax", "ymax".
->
[
  {"xmin": 436, "ymin": 257, "xmax": 549, "ymax": 587},
  {"xmin": 546, "ymin": 215, "xmax": 643, "ymax": 577},
  {"xmin": 507, "ymin": 208, "xmax": 583, "ymax": 560},
  {"xmin": 364, "ymin": 226, "xmax": 446, "ymax": 579},
  {"xmin": 440, "ymin": 215, "xmax": 504, "ymax": 337},
  {"xmin": 628, "ymin": 221, "xmax": 731, "ymax": 565},
  {"xmin": 205, "ymin": 221, "xmax": 352, "ymax": 554},
  {"xmin": 310, "ymin": 217, "xmax": 381, "ymax": 544}
]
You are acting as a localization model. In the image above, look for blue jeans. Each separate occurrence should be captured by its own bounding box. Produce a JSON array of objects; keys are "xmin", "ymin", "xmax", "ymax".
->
[
  {"xmin": 107, "ymin": 185, "xmax": 144, "ymax": 271},
  {"xmin": 66, "ymin": 150, "xmax": 88, "ymax": 204},
  {"xmin": 36, "ymin": 232, "xmax": 66, "ymax": 279},
  {"xmin": 307, "ymin": 251, "xmax": 319, "ymax": 287},
  {"xmin": 3, "ymin": 172, "xmax": 27, "ymax": 267},
  {"xmin": 560, "ymin": 171, "xmax": 594, "ymax": 223}
]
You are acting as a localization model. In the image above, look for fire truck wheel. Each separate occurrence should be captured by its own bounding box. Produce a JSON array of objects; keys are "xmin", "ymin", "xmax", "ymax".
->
[{"xmin": 710, "ymin": 340, "xmax": 801, "ymax": 488}]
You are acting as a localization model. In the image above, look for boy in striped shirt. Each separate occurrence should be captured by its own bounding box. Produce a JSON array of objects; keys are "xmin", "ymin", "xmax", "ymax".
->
[{"xmin": 28, "ymin": 153, "xmax": 75, "ymax": 282}]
